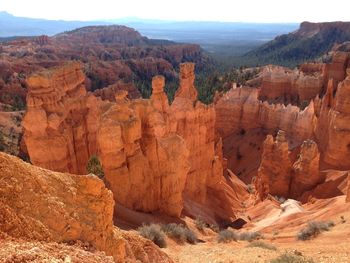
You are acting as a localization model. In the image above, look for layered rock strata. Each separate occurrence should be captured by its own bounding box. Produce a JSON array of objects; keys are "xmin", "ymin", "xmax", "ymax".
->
[
  {"xmin": 319, "ymin": 74, "xmax": 350, "ymax": 169},
  {"xmin": 0, "ymin": 152, "xmax": 174, "ymax": 263},
  {"xmin": 23, "ymin": 62, "xmax": 236, "ymax": 221},
  {"xmin": 215, "ymin": 87, "xmax": 315, "ymax": 145}
]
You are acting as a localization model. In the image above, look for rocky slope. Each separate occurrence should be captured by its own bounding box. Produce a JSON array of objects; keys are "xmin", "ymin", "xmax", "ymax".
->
[
  {"xmin": 22, "ymin": 61, "xmax": 242, "ymax": 223},
  {"xmin": 0, "ymin": 152, "xmax": 174, "ymax": 263},
  {"xmin": 244, "ymin": 21, "xmax": 350, "ymax": 67}
]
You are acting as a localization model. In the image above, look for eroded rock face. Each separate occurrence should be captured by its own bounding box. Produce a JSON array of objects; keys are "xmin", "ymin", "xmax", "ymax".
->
[
  {"xmin": 290, "ymin": 140, "xmax": 321, "ymax": 197},
  {"xmin": 0, "ymin": 152, "xmax": 174, "ymax": 263},
  {"xmin": 215, "ymin": 50, "xmax": 350, "ymax": 193},
  {"xmin": 255, "ymin": 131, "xmax": 292, "ymax": 200},
  {"xmin": 346, "ymin": 173, "xmax": 350, "ymax": 202},
  {"xmin": 215, "ymin": 87, "xmax": 315, "ymax": 145},
  {"xmin": 98, "ymin": 91, "xmax": 190, "ymax": 217},
  {"xmin": 324, "ymin": 51, "xmax": 349, "ymax": 84},
  {"xmin": 321, "ymin": 75, "xmax": 350, "ymax": 169},
  {"xmin": 22, "ymin": 62, "xmax": 100, "ymax": 174},
  {"xmin": 23, "ymin": 62, "xmax": 236, "ymax": 222},
  {"xmin": 255, "ymin": 131, "xmax": 322, "ymax": 200},
  {"xmin": 259, "ymin": 65, "xmax": 324, "ymax": 104}
]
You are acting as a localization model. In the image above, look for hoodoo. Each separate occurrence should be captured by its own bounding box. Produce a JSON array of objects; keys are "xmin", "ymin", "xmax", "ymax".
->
[{"xmin": 22, "ymin": 62, "xmax": 242, "ymax": 222}]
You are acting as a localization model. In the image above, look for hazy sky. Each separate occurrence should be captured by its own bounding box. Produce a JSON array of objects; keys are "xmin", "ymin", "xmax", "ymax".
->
[{"xmin": 0, "ymin": 0, "xmax": 349, "ymax": 23}]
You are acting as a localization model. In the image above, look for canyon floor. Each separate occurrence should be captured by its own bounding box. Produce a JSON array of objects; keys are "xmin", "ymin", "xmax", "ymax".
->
[{"xmin": 162, "ymin": 196, "xmax": 350, "ymax": 263}]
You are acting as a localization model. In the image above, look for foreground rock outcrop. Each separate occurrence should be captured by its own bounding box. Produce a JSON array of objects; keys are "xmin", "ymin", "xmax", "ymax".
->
[
  {"xmin": 23, "ymin": 62, "xmax": 238, "ymax": 222},
  {"xmin": 0, "ymin": 152, "xmax": 174, "ymax": 263}
]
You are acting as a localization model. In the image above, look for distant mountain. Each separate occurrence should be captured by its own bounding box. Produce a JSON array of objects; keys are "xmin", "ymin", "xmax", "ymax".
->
[
  {"xmin": 244, "ymin": 21, "xmax": 350, "ymax": 67},
  {"xmin": 0, "ymin": 25, "xmax": 211, "ymax": 108},
  {"xmin": 0, "ymin": 11, "xmax": 110, "ymax": 37},
  {"xmin": 0, "ymin": 12, "xmax": 297, "ymax": 58}
]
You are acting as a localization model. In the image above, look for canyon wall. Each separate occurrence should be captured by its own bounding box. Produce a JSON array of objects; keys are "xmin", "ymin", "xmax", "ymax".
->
[
  {"xmin": 258, "ymin": 51, "xmax": 349, "ymax": 105},
  {"xmin": 259, "ymin": 65, "xmax": 323, "ymax": 104},
  {"xmin": 319, "ymin": 72, "xmax": 350, "ymax": 169},
  {"xmin": 23, "ymin": 62, "xmax": 237, "ymax": 222},
  {"xmin": 0, "ymin": 152, "xmax": 173, "ymax": 263},
  {"xmin": 216, "ymin": 50, "xmax": 350, "ymax": 200},
  {"xmin": 215, "ymin": 87, "xmax": 315, "ymax": 145}
]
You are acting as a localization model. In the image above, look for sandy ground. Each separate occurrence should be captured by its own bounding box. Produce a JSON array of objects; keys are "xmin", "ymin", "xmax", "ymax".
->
[{"xmin": 164, "ymin": 196, "xmax": 350, "ymax": 263}]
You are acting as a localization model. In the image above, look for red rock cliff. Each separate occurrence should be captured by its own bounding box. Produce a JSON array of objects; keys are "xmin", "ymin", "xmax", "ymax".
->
[{"xmin": 23, "ymin": 62, "xmax": 239, "ymax": 222}]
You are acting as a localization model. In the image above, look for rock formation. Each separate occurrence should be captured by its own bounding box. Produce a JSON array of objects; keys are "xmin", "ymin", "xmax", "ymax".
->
[
  {"xmin": 23, "ymin": 62, "xmax": 238, "ymax": 222},
  {"xmin": 290, "ymin": 140, "xmax": 321, "ymax": 197},
  {"xmin": 255, "ymin": 131, "xmax": 292, "ymax": 200},
  {"xmin": 22, "ymin": 62, "xmax": 99, "ymax": 175},
  {"xmin": 170, "ymin": 63, "xmax": 215, "ymax": 203},
  {"xmin": 97, "ymin": 88, "xmax": 190, "ymax": 217},
  {"xmin": 320, "ymin": 74, "xmax": 350, "ymax": 169},
  {"xmin": 215, "ymin": 49, "xmax": 350, "ymax": 190},
  {"xmin": 0, "ymin": 108, "xmax": 24, "ymax": 156},
  {"xmin": 93, "ymin": 81, "xmax": 141, "ymax": 101},
  {"xmin": 259, "ymin": 65, "xmax": 323, "ymax": 104},
  {"xmin": 324, "ymin": 51, "xmax": 349, "ymax": 84},
  {"xmin": 0, "ymin": 25, "xmax": 209, "ymax": 108},
  {"xmin": 255, "ymin": 131, "xmax": 322, "ymax": 200},
  {"xmin": 0, "ymin": 152, "xmax": 174, "ymax": 263},
  {"xmin": 215, "ymin": 87, "xmax": 315, "ymax": 144}
]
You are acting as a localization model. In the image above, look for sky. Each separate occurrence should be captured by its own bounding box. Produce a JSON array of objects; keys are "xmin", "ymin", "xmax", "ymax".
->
[{"xmin": 0, "ymin": 0, "xmax": 349, "ymax": 23}]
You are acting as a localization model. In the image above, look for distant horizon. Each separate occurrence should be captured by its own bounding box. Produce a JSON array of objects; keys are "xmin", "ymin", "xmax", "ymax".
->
[
  {"xmin": 1, "ymin": 0, "xmax": 349, "ymax": 23},
  {"xmin": 2, "ymin": 11, "xmax": 350, "ymax": 25},
  {"xmin": 0, "ymin": 11, "xmax": 302, "ymax": 24}
]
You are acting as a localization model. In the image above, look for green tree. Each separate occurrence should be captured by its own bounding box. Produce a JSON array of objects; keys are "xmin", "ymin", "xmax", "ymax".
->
[{"xmin": 86, "ymin": 155, "xmax": 104, "ymax": 179}]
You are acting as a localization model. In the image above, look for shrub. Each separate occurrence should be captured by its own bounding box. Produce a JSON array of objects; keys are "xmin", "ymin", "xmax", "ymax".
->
[
  {"xmin": 194, "ymin": 218, "xmax": 208, "ymax": 231},
  {"xmin": 138, "ymin": 224, "xmax": 167, "ymax": 248},
  {"xmin": 161, "ymin": 223, "xmax": 197, "ymax": 244},
  {"xmin": 217, "ymin": 229, "xmax": 238, "ymax": 243},
  {"xmin": 238, "ymin": 231, "xmax": 262, "ymax": 242},
  {"xmin": 340, "ymin": 216, "xmax": 346, "ymax": 224},
  {"xmin": 297, "ymin": 221, "xmax": 335, "ymax": 241},
  {"xmin": 247, "ymin": 241, "xmax": 277, "ymax": 251},
  {"xmin": 269, "ymin": 252, "xmax": 315, "ymax": 263},
  {"xmin": 218, "ymin": 229, "xmax": 262, "ymax": 243},
  {"xmin": 209, "ymin": 223, "xmax": 220, "ymax": 233},
  {"xmin": 247, "ymin": 184, "xmax": 254, "ymax": 194},
  {"xmin": 86, "ymin": 155, "xmax": 104, "ymax": 179},
  {"xmin": 0, "ymin": 132, "xmax": 5, "ymax": 151}
]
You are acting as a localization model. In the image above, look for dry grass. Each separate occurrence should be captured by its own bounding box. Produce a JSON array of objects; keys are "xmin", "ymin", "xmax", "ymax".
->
[
  {"xmin": 138, "ymin": 224, "xmax": 167, "ymax": 248},
  {"xmin": 161, "ymin": 223, "xmax": 197, "ymax": 244},
  {"xmin": 269, "ymin": 252, "xmax": 315, "ymax": 263},
  {"xmin": 217, "ymin": 229, "xmax": 237, "ymax": 243},
  {"xmin": 247, "ymin": 241, "xmax": 277, "ymax": 251},
  {"xmin": 297, "ymin": 221, "xmax": 335, "ymax": 241}
]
